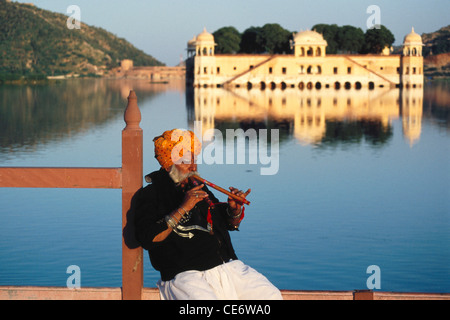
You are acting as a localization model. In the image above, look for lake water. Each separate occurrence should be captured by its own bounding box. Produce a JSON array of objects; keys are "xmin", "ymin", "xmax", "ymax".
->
[{"xmin": 0, "ymin": 78, "xmax": 449, "ymax": 293}]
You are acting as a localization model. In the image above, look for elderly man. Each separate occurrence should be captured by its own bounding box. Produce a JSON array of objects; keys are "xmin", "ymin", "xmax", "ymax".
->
[{"xmin": 134, "ymin": 129, "xmax": 282, "ymax": 300}]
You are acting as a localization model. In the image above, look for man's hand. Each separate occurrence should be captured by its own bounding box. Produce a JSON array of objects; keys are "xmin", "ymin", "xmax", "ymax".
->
[
  {"xmin": 227, "ymin": 187, "xmax": 251, "ymax": 216},
  {"xmin": 181, "ymin": 184, "xmax": 208, "ymax": 211}
]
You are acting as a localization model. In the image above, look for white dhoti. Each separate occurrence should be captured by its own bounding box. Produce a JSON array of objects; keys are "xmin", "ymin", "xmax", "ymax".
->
[{"xmin": 157, "ymin": 260, "xmax": 283, "ymax": 300}]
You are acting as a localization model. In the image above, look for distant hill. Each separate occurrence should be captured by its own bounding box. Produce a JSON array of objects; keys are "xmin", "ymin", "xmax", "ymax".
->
[
  {"xmin": 422, "ymin": 25, "xmax": 450, "ymax": 56},
  {"xmin": 0, "ymin": 0, "xmax": 164, "ymax": 79},
  {"xmin": 424, "ymin": 52, "xmax": 450, "ymax": 79},
  {"xmin": 422, "ymin": 25, "xmax": 450, "ymax": 78}
]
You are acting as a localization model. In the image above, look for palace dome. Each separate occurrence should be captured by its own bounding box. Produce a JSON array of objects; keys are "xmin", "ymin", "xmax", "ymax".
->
[
  {"xmin": 403, "ymin": 27, "xmax": 423, "ymax": 45},
  {"xmin": 187, "ymin": 36, "xmax": 197, "ymax": 48},
  {"xmin": 294, "ymin": 30, "xmax": 327, "ymax": 46},
  {"xmin": 196, "ymin": 28, "xmax": 215, "ymax": 43}
]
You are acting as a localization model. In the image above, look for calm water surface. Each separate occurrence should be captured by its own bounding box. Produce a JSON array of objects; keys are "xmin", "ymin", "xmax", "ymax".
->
[{"xmin": 0, "ymin": 78, "xmax": 449, "ymax": 293}]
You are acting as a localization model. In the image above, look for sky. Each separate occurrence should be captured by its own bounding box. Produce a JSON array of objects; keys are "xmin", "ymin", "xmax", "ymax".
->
[{"xmin": 14, "ymin": 0, "xmax": 450, "ymax": 66}]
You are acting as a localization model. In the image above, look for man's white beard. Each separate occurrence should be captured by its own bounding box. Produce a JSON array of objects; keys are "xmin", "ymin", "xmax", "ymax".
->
[{"xmin": 168, "ymin": 165, "xmax": 198, "ymax": 184}]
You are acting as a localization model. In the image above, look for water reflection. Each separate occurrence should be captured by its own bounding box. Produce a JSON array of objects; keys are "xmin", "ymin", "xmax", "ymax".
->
[
  {"xmin": 423, "ymin": 80, "xmax": 450, "ymax": 129},
  {"xmin": 187, "ymin": 86, "xmax": 427, "ymax": 147},
  {"xmin": 0, "ymin": 79, "xmax": 448, "ymax": 156},
  {"xmin": 0, "ymin": 79, "xmax": 184, "ymax": 155}
]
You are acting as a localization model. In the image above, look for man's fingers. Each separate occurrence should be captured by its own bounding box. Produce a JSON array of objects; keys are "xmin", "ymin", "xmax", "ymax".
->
[
  {"xmin": 190, "ymin": 184, "xmax": 204, "ymax": 190},
  {"xmin": 229, "ymin": 187, "xmax": 251, "ymax": 198}
]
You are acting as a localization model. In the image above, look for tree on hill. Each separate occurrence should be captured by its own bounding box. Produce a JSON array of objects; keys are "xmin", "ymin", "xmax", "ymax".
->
[
  {"xmin": 239, "ymin": 26, "xmax": 265, "ymax": 54},
  {"xmin": 311, "ymin": 24, "xmax": 339, "ymax": 54},
  {"xmin": 313, "ymin": 23, "xmax": 394, "ymax": 54},
  {"xmin": 260, "ymin": 23, "xmax": 292, "ymax": 54},
  {"xmin": 213, "ymin": 26, "xmax": 241, "ymax": 54},
  {"xmin": 361, "ymin": 25, "xmax": 395, "ymax": 54},
  {"xmin": 336, "ymin": 25, "xmax": 365, "ymax": 53},
  {"xmin": 239, "ymin": 23, "xmax": 292, "ymax": 54},
  {"xmin": 422, "ymin": 25, "xmax": 450, "ymax": 56}
]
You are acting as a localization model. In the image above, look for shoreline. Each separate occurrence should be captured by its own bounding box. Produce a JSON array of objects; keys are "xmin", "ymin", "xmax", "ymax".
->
[{"xmin": 1, "ymin": 75, "xmax": 448, "ymax": 86}]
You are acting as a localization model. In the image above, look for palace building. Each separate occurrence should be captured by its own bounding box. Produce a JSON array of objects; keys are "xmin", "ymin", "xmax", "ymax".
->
[{"xmin": 186, "ymin": 27, "xmax": 424, "ymax": 90}]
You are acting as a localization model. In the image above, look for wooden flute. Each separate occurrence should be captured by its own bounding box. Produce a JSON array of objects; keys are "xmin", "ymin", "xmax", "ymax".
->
[{"xmin": 191, "ymin": 175, "xmax": 251, "ymax": 205}]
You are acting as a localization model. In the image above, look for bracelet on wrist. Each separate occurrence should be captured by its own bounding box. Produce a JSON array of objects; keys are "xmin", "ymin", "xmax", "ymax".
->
[
  {"xmin": 179, "ymin": 206, "xmax": 187, "ymax": 214},
  {"xmin": 165, "ymin": 214, "xmax": 178, "ymax": 229},
  {"xmin": 166, "ymin": 206, "xmax": 189, "ymax": 229},
  {"xmin": 227, "ymin": 206, "xmax": 242, "ymax": 219}
]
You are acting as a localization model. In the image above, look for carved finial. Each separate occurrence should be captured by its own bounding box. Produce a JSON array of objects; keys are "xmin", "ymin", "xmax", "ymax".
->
[{"xmin": 124, "ymin": 90, "xmax": 141, "ymax": 130}]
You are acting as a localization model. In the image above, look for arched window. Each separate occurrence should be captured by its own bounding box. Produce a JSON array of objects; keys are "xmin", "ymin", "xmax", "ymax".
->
[
  {"xmin": 307, "ymin": 47, "xmax": 314, "ymax": 57},
  {"xmin": 316, "ymin": 47, "xmax": 321, "ymax": 56},
  {"xmin": 299, "ymin": 65, "xmax": 304, "ymax": 74}
]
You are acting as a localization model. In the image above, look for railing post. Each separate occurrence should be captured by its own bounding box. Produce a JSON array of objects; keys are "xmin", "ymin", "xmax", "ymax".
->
[
  {"xmin": 353, "ymin": 290, "xmax": 374, "ymax": 300},
  {"xmin": 122, "ymin": 90, "xmax": 143, "ymax": 300}
]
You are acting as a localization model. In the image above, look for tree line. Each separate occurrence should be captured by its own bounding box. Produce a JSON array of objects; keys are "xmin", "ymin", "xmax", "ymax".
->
[{"xmin": 212, "ymin": 23, "xmax": 395, "ymax": 55}]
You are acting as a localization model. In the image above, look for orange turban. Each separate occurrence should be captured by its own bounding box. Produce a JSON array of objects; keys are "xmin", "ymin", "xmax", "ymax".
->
[{"xmin": 153, "ymin": 129, "xmax": 202, "ymax": 170}]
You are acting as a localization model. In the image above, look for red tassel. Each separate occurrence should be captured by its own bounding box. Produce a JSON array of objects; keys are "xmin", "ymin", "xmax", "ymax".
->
[
  {"xmin": 206, "ymin": 202, "xmax": 245, "ymax": 234},
  {"xmin": 237, "ymin": 206, "xmax": 245, "ymax": 224},
  {"xmin": 207, "ymin": 206, "xmax": 214, "ymax": 234}
]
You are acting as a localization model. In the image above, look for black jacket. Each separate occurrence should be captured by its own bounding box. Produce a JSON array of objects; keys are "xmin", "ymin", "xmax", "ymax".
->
[{"xmin": 134, "ymin": 168, "xmax": 239, "ymax": 281}]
